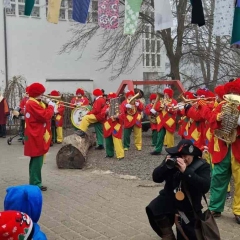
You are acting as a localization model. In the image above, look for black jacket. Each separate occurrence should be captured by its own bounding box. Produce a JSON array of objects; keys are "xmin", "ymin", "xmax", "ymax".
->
[{"xmin": 148, "ymin": 157, "xmax": 210, "ymax": 216}]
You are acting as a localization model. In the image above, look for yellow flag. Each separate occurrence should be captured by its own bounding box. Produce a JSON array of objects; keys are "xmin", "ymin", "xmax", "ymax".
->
[{"xmin": 47, "ymin": 0, "xmax": 62, "ymax": 24}]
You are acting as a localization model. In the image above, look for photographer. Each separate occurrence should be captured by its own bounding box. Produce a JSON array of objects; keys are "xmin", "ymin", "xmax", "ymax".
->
[{"xmin": 146, "ymin": 139, "xmax": 210, "ymax": 240}]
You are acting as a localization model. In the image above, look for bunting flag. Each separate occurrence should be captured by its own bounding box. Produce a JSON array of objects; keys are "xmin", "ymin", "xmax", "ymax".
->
[
  {"xmin": 213, "ymin": 0, "xmax": 234, "ymax": 36},
  {"xmin": 24, "ymin": 0, "xmax": 35, "ymax": 16},
  {"xmin": 47, "ymin": 0, "xmax": 62, "ymax": 24},
  {"xmin": 72, "ymin": 0, "xmax": 91, "ymax": 24},
  {"xmin": 98, "ymin": 0, "xmax": 119, "ymax": 29},
  {"xmin": 231, "ymin": 0, "xmax": 240, "ymax": 47},
  {"xmin": 154, "ymin": 0, "xmax": 173, "ymax": 31},
  {"xmin": 124, "ymin": 0, "xmax": 143, "ymax": 35}
]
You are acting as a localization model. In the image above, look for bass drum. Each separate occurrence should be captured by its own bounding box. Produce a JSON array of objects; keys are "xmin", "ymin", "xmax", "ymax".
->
[{"xmin": 71, "ymin": 106, "xmax": 91, "ymax": 129}]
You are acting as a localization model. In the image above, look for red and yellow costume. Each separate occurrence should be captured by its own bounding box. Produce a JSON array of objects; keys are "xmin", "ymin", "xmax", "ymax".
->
[
  {"xmin": 145, "ymin": 93, "xmax": 158, "ymax": 146},
  {"xmin": 208, "ymin": 80, "xmax": 240, "ymax": 223},
  {"xmin": 151, "ymin": 88, "xmax": 177, "ymax": 155},
  {"xmin": 121, "ymin": 90, "xmax": 144, "ymax": 151},
  {"xmin": 0, "ymin": 93, "xmax": 9, "ymax": 138},
  {"xmin": 49, "ymin": 90, "xmax": 65, "ymax": 143},
  {"xmin": 24, "ymin": 83, "xmax": 55, "ymax": 190},
  {"xmin": 102, "ymin": 92, "xmax": 124, "ymax": 160},
  {"xmin": 70, "ymin": 88, "xmax": 89, "ymax": 108}
]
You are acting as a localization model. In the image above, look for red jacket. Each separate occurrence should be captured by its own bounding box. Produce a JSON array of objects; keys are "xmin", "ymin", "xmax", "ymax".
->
[
  {"xmin": 88, "ymin": 96, "xmax": 106, "ymax": 122},
  {"xmin": 70, "ymin": 96, "xmax": 89, "ymax": 108},
  {"xmin": 19, "ymin": 97, "xmax": 29, "ymax": 115},
  {"xmin": 24, "ymin": 98, "xmax": 54, "ymax": 157},
  {"xmin": 177, "ymin": 109, "xmax": 191, "ymax": 138},
  {"xmin": 155, "ymin": 99, "xmax": 177, "ymax": 133},
  {"xmin": 54, "ymin": 101, "xmax": 65, "ymax": 127},
  {"xmin": 208, "ymin": 101, "xmax": 240, "ymax": 164},
  {"xmin": 121, "ymin": 99, "xmax": 144, "ymax": 128},
  {"xmin": 145, "ymin": 103, "xmax": 157, "ymax": 130},
  {"xmin": 101, "ymin": 104, "xmax": 124, "ymax": 139}
]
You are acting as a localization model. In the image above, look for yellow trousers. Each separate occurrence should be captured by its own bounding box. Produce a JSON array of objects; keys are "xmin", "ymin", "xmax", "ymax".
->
[
  {"xmin": 56, "ymin": 126, "xmax": 63, "ymax": 143},
  {"xmin": 164, "ymin": 130, "xmax": 174, "ymax": 148},
  {"xmin": 133, "ymin": 126, "xmax": 142, "ymax": 150},
  {"xmin": 113, "ymin": 136, "xmax": 124, "ymax": 158},
  {"xmin": 79, "ymin": 114, "xmax": 98, "ymax": 132}
]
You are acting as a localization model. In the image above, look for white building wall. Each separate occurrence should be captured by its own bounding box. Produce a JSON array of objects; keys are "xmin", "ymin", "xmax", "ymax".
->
[{"xmin": 0, "ymin": 0, "xmax": 166, "ymax": 95}]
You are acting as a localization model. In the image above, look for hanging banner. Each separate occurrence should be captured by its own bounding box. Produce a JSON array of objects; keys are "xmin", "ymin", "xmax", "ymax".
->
[
  {"xmin": 72, "ymin": 0, "xmax": 91, "ymax": 24},
  {"xmin": 213, "ymin": 0, "xmax": 234, "ymax": 36},
  {"xmin": 47, "ymin": 0, "xmax": 62, "ymax": 24},
  {"xmin": 24, "ymin": 0, "xmax": 35, "ymax": 16},
  {"xmin": 231, "ymin": 0, "xmax": 240, "ymax": 47},
  {"xmin": 154, "ymin": 0, "xmax": 173, "ymax": 31},
  {"xmin": 98, "ymin": 0, "xmax": 119, "ymax": 29},
  {"xmin": 3, "ymin": 0, "xmax": 12, "ymax": 9},
  {"xmin": 124, "ymin": 0, "xmax": 143, "ymax": 35}
]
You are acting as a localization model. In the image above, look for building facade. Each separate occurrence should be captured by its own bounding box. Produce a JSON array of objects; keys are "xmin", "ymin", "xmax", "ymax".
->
[{"xmin": 0, "ymin": 0, "xmax": 166, "ymax": 95}]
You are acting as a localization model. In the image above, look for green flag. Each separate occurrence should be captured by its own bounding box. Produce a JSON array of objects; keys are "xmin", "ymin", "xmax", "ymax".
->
[
  {"xmin": 124, "ymin": 0, "xmax": 143, "ymax": 35},
  {"xmin": 24, "ymin": 0, "xmax": 35, "ymax": 16},
  {"xmin": 231, "ymin": 1, "xmax": 240, "ymax": 47}
]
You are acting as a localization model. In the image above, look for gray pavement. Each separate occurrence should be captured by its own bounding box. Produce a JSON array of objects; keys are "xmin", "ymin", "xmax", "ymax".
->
[{"xmin": 0, "ymin": 137, "xmax": 239, "ymax": 239}]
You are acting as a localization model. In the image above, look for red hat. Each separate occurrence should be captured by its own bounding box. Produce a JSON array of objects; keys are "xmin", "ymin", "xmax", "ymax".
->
[
  {"xmin": 150, "ymin": 93, "xmax": 157, "ymax": 101},
  {"xmin": 93, "ymin": 88, "xmax": 103, "ymax": 97},
  {"xmin": 206, "ymin": 90, "xmax": 215, "ymax": 98},
  {"xmin": 184, "ymin": 91, "xmax": 196, "ymax": 99},
  {"xmin": 126, "ymin": 90, "xmax": 134, "ymax": 98},
  {"xmin": 214, "ymin": 85, "xmax": 225, "ymax": 99},
  {"xmin": 25, "ymin": 86, "xmax": 29, "ymax": 94},
  {"xmin": 0, "ymin": 210, "xmax": 33, "ymax": 240},
  {"xmin": 224, "ymin": 78, "xmax": 240, "ymax": 94},
  {"xmin": 76, "ymin": 88, "xmax": 84, "ymax": 96},
  {"xmin": 163, "ymin": 88, "xmax": 173, "ymax": 98},
  {"xmin": 50, "ymin": 90, "xmax": 60, "ymax": 97},
  {"xmin": 107, "ymin": 92, "xmax": 117, "ymax": 99},
  {"xmin": 28, "ymin": 83, "xmax": 45, "ymax": 98},
  {"xmin": 196, "ymin": 88, "xmax": 208, "ymax": 97}
]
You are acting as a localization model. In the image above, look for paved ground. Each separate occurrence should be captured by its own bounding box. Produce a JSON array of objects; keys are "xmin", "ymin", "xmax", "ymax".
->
[{"xmin": 0, "ymin": 136, "xmax": 239, "ymax": 240}]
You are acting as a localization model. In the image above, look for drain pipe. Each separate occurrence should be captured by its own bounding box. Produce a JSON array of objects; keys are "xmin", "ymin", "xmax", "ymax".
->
[{"xmin": 3, "ymin": 8, "xmax": 8, "ymax": 89}]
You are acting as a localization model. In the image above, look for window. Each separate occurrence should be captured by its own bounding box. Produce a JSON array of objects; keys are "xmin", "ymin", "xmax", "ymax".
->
[
  {"xmin": 142, "ymin": 8, "xmax": 161, "ymax": 69},
  {"xmin": 87, "ymin": 0, "xmax": 98, "ymax": 23},
  {"xmin": 6, "ymin": 0, "xmax": 40, "ymax": 17}
]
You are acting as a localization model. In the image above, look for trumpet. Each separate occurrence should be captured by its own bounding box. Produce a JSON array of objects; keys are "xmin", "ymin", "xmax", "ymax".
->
[{"xmin": 42, "ymin": 95, "xmax": 74, "ymax": 109}]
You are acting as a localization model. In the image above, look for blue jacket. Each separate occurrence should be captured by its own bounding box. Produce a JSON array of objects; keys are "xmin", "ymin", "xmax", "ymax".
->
[{"xmin": 4, "ymin": 185, "xmax": 47, "ymax": 240}]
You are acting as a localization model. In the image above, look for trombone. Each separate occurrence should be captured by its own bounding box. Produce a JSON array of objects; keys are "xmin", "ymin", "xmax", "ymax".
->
[{"xmin": 42, "ymin": 94, "xmax": 75, "ymax": 109}]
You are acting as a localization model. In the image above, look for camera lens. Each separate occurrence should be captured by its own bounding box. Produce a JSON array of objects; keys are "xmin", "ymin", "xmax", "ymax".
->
[{"xmin": 166, "ymin": 157, "xmax": 177, "ymax": 169}]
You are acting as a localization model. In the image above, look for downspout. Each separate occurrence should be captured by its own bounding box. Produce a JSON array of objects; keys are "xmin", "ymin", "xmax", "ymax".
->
[{"xmin": 3, "ymin": 8, "xmax": 8, "ymax": 89}]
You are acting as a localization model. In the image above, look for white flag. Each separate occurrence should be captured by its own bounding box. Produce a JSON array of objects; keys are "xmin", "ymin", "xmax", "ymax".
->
[
  {"xmin": 154, "ymin": 0, "xmax": 173, "ymax": 31},
  {"xmin": 3, "ymin": 0, "xmax": 12, "ymax": 9}
]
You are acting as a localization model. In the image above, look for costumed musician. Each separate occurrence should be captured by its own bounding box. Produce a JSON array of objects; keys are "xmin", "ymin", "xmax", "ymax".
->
[
  {"xmin": 145, "ymin": 93, "xmax": 158, "ymax": 147},
  {"xmin": 102, "ymin": 92, "xmax": 124, "ymax": 160},
  {"xmin": 70, "ymin": 88, "xmax": 89, "ymax": 109},
  {"xmin": 207, "ymin": 79, "xmax": 240, "ymax": 224},
  {"xmin": 150, "ymin": 87, "xmax": 177, "ymax": 155},
  {"xmin": 24, "ymin": 82, "xmax": 55, "ymax": 191},
  {"xmin": 121, "ymin": 90, "xmax": 144, "ymax": 151},
  {"xmin": 0, "ymin": 89, "xmax": 10, "ymax": 138},
  {"xmin": 49, "ymin": 90, "xmax": 65, "ymax": 144},
  {"xmin": 77, "ymin": 88, "xmax": 106, "ymax": 150}
]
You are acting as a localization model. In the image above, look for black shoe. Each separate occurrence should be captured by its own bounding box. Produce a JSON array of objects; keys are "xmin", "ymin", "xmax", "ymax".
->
[
  {"xmin": 226, "ymin": 192, "xmax": 232, "ymax": 199},
  {"xmin": 95, "ymin": 145, "xmax": 104, "ymax": 150},
  {"xmin": 150, "ymin": 151, "xmax": 161, "ymax": 155},
  {"xmin": 18, "ymin": 138, "xmax": 23, "ymax": 141},
  {"xmin": 105, "ymin": 155, "xmax": 113, "ymax": 158},
  {"xmin": 118, "ymin": 157, "xmax": 124, "ymax": 161},
  {"xmin": 211, "ymin": 211, "xmax": 221, "ymax": 218},
  {"xmin": 235, "ymin": 215, "xmax": 240, "ymax": 224},
  {"xmin": 75, "ymin": 130, "xmax": 86, "ymax": 137},
  {"xmin": 2, "ymin": 136, "xmax": 6, "ymax": 138},
  {"xmin": 40, "ymin": 186, "xmax": 47, "ymax": 191}
]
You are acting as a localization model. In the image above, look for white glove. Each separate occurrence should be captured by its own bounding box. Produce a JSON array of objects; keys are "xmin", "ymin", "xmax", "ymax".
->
[
  {"xmin": 54, "ymin": 110, "xmax": 58, "ymax": 114},
  {"xmin": 150, "ymin": 109, "xmax": 157, "ymax": 114},
  {"xmin": 135, "ymin": 101, "xmax": 140, "ymax": 107},
  {"xmin": 179, "ymin": 105, "xmax": 184, "ymax": 110},
  {"xmin": 126, "ymin": 103, "xmax": 132, "ymax": 109},
  {"xmin": 238, "ymin": 115, "xmax": 240, "ymax": 126},
  {"xmin": 48, "ymin": 101, "xmax": 55, "ymax": 108},
  {"xmin": 42, "ymin": 97, "xmax": 50, "ymax": 104}
]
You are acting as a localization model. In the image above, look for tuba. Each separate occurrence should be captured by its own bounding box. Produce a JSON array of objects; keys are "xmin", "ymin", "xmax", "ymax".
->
[
  {"xmin": 214, "ymin": 94, "xmax": 240, "ymax": 144},
  {"xmin": 127, "ymin": 92, "xmax": 140, "ymax": 116},
  {"xmin": 149, "ymin": 93, "xmax": 163, "ymax": 124}
]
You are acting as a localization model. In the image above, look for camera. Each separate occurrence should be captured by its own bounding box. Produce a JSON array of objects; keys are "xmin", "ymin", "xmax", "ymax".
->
[{"xmin": 165, "ymin": 157, "xmax": 179, "ymax": 169}]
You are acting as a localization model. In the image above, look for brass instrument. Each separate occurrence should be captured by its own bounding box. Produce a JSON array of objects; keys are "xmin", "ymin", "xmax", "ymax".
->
[
  {"xmin": 42, "ymin": 94, "xmax": 74, "ymax": 109},
  {"xmin": 109, "ymin": 97, "xmax": 121, "ymax": 119},
  {"xmin": 214, "ymin": 94, "xmax": 240, "ymax": 144},
  {"xmin": 149, "ymin": 93, "xmax": 163, "ymax": 124},
  {"xmin": 127, "ymin": 92, "xmax": 140, "ymax": 116}
]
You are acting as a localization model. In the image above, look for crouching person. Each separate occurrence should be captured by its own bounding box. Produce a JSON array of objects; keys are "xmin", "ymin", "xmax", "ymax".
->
[{"xmin": 146, "ymin": 139, "xmax": 211, "ymax": 239}]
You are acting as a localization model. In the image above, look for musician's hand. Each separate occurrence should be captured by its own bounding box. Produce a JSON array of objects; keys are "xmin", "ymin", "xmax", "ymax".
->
[
  {"xmin": 126, "ymin": 103, "xmax": 132, "ymax": 109},
  {"xmin": 135, "ymin": 101, "xmax": 140, "ymax": 107},
  {"xmin": 217, "ymin": 113, "xmax": 223, "ymax": 121},
  {"xmin": 150, "ymin": 108, "xmax": 157, "ymax": 115},
  {"xmin": 41, "ymin": 97, "xmax": 50, "ymax": 104},
  {"xmin": 48, "ymin": 101, "xmax": 55, "ymax": 108},
  {"xmin": 54, "ymin": 110, "xmax": 58, "ymax": 114}
]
